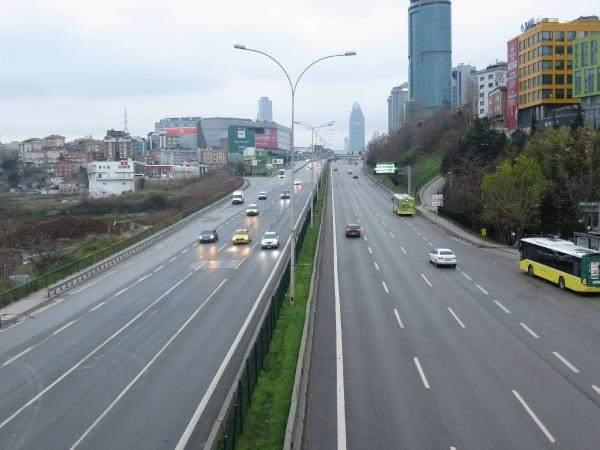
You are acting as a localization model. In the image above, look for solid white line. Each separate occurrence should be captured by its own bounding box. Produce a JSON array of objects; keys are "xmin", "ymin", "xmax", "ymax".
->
[
  {"xmin": 428, "ymin": 242, "xmax": 434, "ymax": 247},
  {"xmin": 153, "ymin": 265, "xmax": 165, "ymax": 273},
  {"xmin": 400, "ymin": 246, "xmax": 407, "ymax": 255},
  {"xmin": 448, "ymin": 307, "xmax": 466, "ymax": 329},
  {"xmin": 519, "ymin": 322, "xmax": 540, "ymax": 339},
  {"xmin": 420, "ymin": 274, "xmax": 432, "ymax": 287},
  {"xmin": 234, "ymin": 257, "xmax": 246, "ymax": 270},
  {"xmin": 414, "ymin": 357, "xmax": 430, "ymax": 389},
  {"xmin": 461, "ymin": 271, "xmax": 472, "ymax": 281},
  {"xmin": 553, "ymin": 352, "xmax": 580, "ymax": 373},
  {"xmin": 331, "ymin": 167, "xmax": 347, "ymax": 450},
  {"xmin": 218, "ymin": 242, "xmax": 228, "ymax": 251},
  {"xmin": 89, "ymin": 301, "xmax": 107, "ymax": 312},
  {"xmin": 494, "ymin": 300, "xmax": 511, "ymax": 314},
  {"xmin": 71, "ymin": 270, "xmax": 116, "ymax": 294},
  {"xmin": 70, "ymin": 279, "xmax": 228, "ymax": 449},
  {"xmin": 389, "ymin": 232, "xmax": 395, "ymax": 239},
  {"xmin": 169, "ymin": 256, "xmax": 177, "ymax": 263},
  {"xmin": 368, "ymin": 247, "xmax": 373, "ymax": 254},
  {"xmin": 121, "ymin": 262, "xmax": 133, "ymax": 268},
  {"xmin": 181, "ymin": 248, "xmax": 189, "ymax": 254},
  {"xmin": 0, "ymin": 271, "xmax": 194, "ymax": 431},
  {"xmin": 475, "ymin": 284, "xmax": 489, "ymax": 295},
  {"xmin": 382, "ymin": 281, "xmax": 389, "ymax": 294},
  {"xmin": 393, "ymin": 308, "xmax": 404, "ymax": 329},
  {"xmin": 592, "ymin": 385, "xmax": 600, "ymax": 395},
  {"xmin": 512, "ymin": 390, "xmax": 556, "ymax": 443},
  {"xmin": 52, "ymin": 320, "xmax": 77, "ymax": 336},
  {"xmin": 363, "ymin": 235, "xmax": 367, "ymax": 241},
  {"xmin": 2, "ymin": 346, "xmax": 33, "ymax": 367},
  {"xmin": 374, "ymin": 262, "xmax": 380, "ymax": 271}
]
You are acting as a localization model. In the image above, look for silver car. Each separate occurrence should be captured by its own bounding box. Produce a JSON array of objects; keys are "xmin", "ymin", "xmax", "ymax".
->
[
  {"xmin": 429, "ymin": 248, "xmax": 457, "ymax": 268},
  {"xmin": 261, "ymin": 231, "xmax": 280, "ymax": 249}
]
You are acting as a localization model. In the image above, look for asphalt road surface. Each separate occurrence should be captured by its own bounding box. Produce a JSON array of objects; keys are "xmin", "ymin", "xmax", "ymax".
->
[
  {"xmin": 304, "ymin": 162, "xmax": 600, "ymax": 450},
  {"xmin": 0, "ymin": 161, "xmax": 320, "ymax": 450}
]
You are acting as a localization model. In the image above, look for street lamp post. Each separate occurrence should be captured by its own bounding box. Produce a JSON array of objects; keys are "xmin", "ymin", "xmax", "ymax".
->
[
  {"xmin": 234, "ymin": 44, "xmax": 355, "ymax": 304},
  {"xmin": 295, "ymin": 120, "xmax": 334, "ymax": 227}
]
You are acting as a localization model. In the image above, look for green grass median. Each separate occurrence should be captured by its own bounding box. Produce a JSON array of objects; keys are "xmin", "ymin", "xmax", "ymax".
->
[{"xmin": 236, "ymin": 183, "xmax": 326, "ymax": 450}]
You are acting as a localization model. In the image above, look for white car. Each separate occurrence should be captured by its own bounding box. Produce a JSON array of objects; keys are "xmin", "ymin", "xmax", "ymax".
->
[
  {"xmin": 429, "ymin": 248, "xmax": 457, "ymax": 268},
  {"xmin": 261, "ymin": 231, "xmax": 280, "ymax": 249},
  {"xmin": 246, "ymin": 204, "xmax": 259, "ymax": 216},
  {"xmin": 294, "ymin": 179, "xmax": 302, "ymax": 186},
  {"xmin": 258, "ymin": 191, "xmax": 268, "ymax": 200}
]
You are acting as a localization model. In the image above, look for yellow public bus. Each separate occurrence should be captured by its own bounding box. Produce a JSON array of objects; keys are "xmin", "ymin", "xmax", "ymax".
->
[
  {"xmin": 392, "ymin": 193, "xmax": 416, "ymax": 216},
  {"xmin": 519, "ymin": 237, "xmax": 600, "ymax": 293}
]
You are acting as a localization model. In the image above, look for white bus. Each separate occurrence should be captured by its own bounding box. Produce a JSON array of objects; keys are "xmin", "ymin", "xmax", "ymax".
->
[{"xmin": 278, "ymin": 169, "xmax": 286, "ymax": 178}]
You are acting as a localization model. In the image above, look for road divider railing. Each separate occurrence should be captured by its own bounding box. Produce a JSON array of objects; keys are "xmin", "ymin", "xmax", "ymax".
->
[
  {"xmin": 202, "ymin": 162, "xmax": 327, "ymax": 450},
  {"xmin": 0, "ymin": 177, "xmax": 244, "ymax": 310}
]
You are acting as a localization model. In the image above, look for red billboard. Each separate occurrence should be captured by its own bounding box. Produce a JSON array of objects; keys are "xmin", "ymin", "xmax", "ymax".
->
[
  {"xmin": 506, "ymin": 38, "xmax": 519, "ymax": 129},
  {"xmin": 166, "ymin": 127, "xmax": 197, "ymax": 136},
  {"xmin": 255, "ymin": 127, "xmax": 278, "ymax": 149}
]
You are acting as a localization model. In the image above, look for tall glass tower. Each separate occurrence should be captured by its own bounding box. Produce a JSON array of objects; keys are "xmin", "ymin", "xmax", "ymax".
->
[
  {"xmin": 348, "ymin": 102, "xmax": 365, "ymax": 153},
  {"xmin": 408, "ymin": 0, "xmax": 452, "ymax": 117}
]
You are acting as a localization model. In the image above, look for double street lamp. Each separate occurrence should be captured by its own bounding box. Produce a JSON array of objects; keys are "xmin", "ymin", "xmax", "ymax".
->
[
  {"xmin": 234, "ymin": 44, "xmax": 355, "ymax": 303},
  {"xmin": 295, "ymin": 120, "xmax": 334, "ymax": 227}
]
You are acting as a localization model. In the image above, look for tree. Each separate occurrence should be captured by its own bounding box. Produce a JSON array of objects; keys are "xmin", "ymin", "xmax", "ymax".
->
[{"xmin": 481, "ymin": 156, "xmax": 547, "ymax": 243}]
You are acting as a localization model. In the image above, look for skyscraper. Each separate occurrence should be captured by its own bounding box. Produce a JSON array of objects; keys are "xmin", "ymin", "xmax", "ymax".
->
[
  {"xmin": 348, "ymin": 102, "xmax": 365, "ymax": 154},
  {"xmin": 258, "ymin": 97, "xmax": 273, "ymax": 122},
  {"xmin": 408, "ymin": 0, "xmax": 452, "ymax": 117},
  {"xmin": 451, "ymin": 63, "xmax": 477, "ymax": 111},
  {"xmin": 388, "ymin": 83, "xmax": 410, "ymax": 133}
]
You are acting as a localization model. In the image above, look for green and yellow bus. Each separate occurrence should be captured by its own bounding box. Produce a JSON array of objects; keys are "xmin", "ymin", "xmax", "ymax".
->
[
  {"xmin": 519, "ymin": 237, "xmax": 600, "ymax": 293},
  {"xmin": 392, "ymin": 193, "xmax": 416, "ymax": 216}
]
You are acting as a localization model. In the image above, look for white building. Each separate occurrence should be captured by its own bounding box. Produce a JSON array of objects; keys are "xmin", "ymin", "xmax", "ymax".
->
[
  {"xmin": 258, "ymin": 97, "xmax": 273, "ymax": 122},
  {"xmin": 388, "ymin": 83, "xmax": 410, "ymax": 133},
  {"xmin": 88, "ymin": 159, "xmax": 134, "ymax": 198},
  {"xmin": 474, "ymin": 62, "xmax": 507, "ymax": 118},
  {"xmin": 451, "ymin": 63, "xmax": 478, "ymax": 110}
]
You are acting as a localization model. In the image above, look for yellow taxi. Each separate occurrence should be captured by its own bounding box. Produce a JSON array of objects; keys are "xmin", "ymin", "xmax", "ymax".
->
[{"xmin": 232, "ymin": 228, "xmax": 251, "ymax": 245}]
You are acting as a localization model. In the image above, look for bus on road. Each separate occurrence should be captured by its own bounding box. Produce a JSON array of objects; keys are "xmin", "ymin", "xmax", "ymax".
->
[
  {"xmin": 278, "ymin": 169, "xmax": 286, "ymax": 178},
  {"xmin": 392, "ymin": 193, "xmax": 416, "ymax": 216},
  {"xmin": 519, "ymin": 237, "xmax": 600, "ymax": 292}
]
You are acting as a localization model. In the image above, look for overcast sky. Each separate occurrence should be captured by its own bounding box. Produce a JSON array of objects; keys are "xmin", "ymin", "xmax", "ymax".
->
[{"xmin": 1, "ymin": 0, "xmax": 598, "ymax": 148}]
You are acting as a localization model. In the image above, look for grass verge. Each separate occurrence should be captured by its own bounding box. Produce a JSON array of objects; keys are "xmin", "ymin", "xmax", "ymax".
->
[{"xmin": 236, "ymin": 180, "xmax": 326, "ymax": 450}]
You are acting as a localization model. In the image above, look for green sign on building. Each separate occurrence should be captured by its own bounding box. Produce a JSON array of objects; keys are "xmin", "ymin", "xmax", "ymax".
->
[{"xmin": 228, "ymin": 126, "xmax": 255, "ymax": 154}]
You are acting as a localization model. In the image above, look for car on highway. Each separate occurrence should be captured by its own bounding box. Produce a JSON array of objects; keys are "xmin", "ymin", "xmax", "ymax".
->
[
  {"xmin": 246, "ymin": 203, "xmax": 259, "ymax": 216},
  {"xmin": 353, "ymin": 174, "xmax": 358, "ymax": 179},
  {"xmin": 258, "ymin": 191, "xmax": 268, "ymax": 200},
  {"xmin": 261, "ymin": 231, "xmax": 280, "ymax": 249},
  {"xmin": 280, "ymin": 190, "xmax": 291, "ymax": 199},
  {"xmin": 198, "ymin": 229, "xmax": 219, "ymax": 243},
  {"xmin": 232, "ymin": 229, "xmax": 251, "ymax": 245},
  {"xmin": 334, "ymin": 167, "xmax": 338, "ymax": 171},
  {"xmin": 429, "ymin": 248, "xmax": 457, "ymax": 267},
  {"xmin": 347, "ymin": 170, "xmax": 352, "ymax": 174},
  {"xmin": 294, "ymin": 179, "xmax": 302, "ymax": 186},
  {"xmin": 345, "ymin": 224, "xmax": 362, "ymax": 238}
]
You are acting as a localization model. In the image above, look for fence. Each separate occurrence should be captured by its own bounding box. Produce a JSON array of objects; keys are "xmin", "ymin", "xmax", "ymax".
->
[
  {"xmin": 205, "ymin": 164, "xmax": 326, "ymax": 450},
  {"xmin": 0, "ymin": 177, "xmax": 243, "ymax": 308}
]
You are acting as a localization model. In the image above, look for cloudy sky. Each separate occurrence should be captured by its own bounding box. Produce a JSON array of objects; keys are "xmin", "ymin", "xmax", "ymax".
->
[{"xmin": 1, "ymin": 0, "xmax": 598, "ymax": 148}]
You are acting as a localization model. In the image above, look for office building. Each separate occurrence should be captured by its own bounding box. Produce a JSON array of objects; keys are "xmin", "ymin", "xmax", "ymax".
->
[
  {"xmin": 258, "ymin": 97, "xmax": 273, "ymax": 122},
  {"xmin": 510, "ymin": 16, "xmax": 600, "ymax": 129},
  {"xmin": 154, "ymin": 117, "xmax": 201, "ymax": 132},
  {"xmin": 474, "ymin": 62, "xmax": 508, "ymax": 118},
  {"xmin": 488, "ymin": 86, "xmax": 508, "ymax": 129},
  {"xmin": 104, "ymin": 129, "xmax": 132, "ymax": 161},
  {"xmin": 451, "ymin": 64, "xmax": 478, "ymax": 110},
  {"xmin": 573, "ymin": 32, "xmax": 600, "ymax": 129},
  {"xmin": 388, "ymin": 83, "xmax": 410, "ymax": 133},
  {"xmin": 348, "ymin": 102, "xmax": 365, "ymax": 153},
  {"xmin": 408, "ymin": 0, "xmax": 452, "ymax": 117}
]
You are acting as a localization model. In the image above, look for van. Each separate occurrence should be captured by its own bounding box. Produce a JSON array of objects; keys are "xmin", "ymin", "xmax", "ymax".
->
[{"xmin": 232, "ymin": 190, "xmax": 245, "ymax": 204}]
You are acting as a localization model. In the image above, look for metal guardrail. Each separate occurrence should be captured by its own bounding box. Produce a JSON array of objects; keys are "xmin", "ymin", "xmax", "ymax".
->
[
  {"xmin": 203, "ymin": 163, "xmax": 326, "ymax": 450},
  {"xmin": 0, "ymin": 177, "xmax": 244, "ymax": 308}
]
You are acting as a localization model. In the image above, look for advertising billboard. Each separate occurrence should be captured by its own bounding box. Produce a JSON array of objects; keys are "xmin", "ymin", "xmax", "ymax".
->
[
  {"xmin": 165, "ymin": 127, "xmax": 197, "ymax": 136},
  {"xmin": 255, "ymin": 127, "xmax": 278, "ymax": 149},
  {"xmin": 228, "ymin": 126, "xmax": 255, "ymax": 154},
  {"xmin": 506, "ymin": 37, "xmax": 519, "ymax": 129}
]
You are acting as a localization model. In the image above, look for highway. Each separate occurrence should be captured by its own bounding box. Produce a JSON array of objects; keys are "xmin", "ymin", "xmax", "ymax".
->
[
  {"xmin": 0, "ymin": 161, "xmax": 318, "ymax": 450},
  {"xmin": 304, "ymin": 161, "xmax": 600, "ymax": 450}
]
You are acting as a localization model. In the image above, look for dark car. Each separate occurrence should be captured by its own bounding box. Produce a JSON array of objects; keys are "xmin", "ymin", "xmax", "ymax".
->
[
  {"xmin": 353, "ymin": 174, "xmax": 358, "ymax": 179},
  {"xmin": 345, "ymin": 224, "xmax": 362, "ymax": 237},
  {"xmin": 198, "ymin": 229, "xmax": 219, "ymax": 243},
  {"xmin": 281, "ymin": 190, "xmax": 291, "ymax": 199}
]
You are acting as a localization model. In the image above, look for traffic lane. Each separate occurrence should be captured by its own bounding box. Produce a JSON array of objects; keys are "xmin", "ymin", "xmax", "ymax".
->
[
  {"xmin": 331, "ymin": 178, "xmax": 455, "ymax": 449},
  {"xmin": 356, "ymin": 171, "xmax": 600, "ymax": 383},
  {"xmin": 0, "ymin": 180, "xmax": 313, "ymax": 436},
  {"xmin": 303, "ymin": 176, "xmax": 337, "ymax": 450},
  {"xmin": 347, "ymin": 175, "xmax": 600, "ymax": 448}
]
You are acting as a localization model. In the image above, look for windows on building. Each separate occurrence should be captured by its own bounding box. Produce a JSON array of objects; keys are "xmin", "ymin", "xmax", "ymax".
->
[
  {"xmin": 541, "ymin": 89, "xmax": 553, "ymax": 99},
  {"xmin": 555, "ymin": 60, "xmax": 565, "ymax": 70},
  {"xmin": 542, "ymin": 60, "xmax": 553, "ymax": 70},
  {"xmin": 556, "ymin": 45, "xmax": 565, "ymax": 55},
  {"xmin": 555, "ymin": 74, "xmax": 565, "ymax": 85},
  {"xmin": 586, "ymin": 69, "xmax": 595, "ymax": 93},
  {"xmin": 540, "ymin": 45, "xmax": 553, "ymax": 56},
  {"xmin": 567, "ymin": 31, "xmax": 577, "ymax": 41},
  {"xmin": 556, "ymin": 31, "xmax": 565, "ymax": 41},
  {"xmin": 582, "ymin": 42, "xmax": 589, "ymax": 66},
  {"xmin": 541, "ymin": 74, "xmax": 553, "ymax": 85},
  {"xmin": 555, "ymin": 89, "xmax": 565, "ymax": 99}
]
